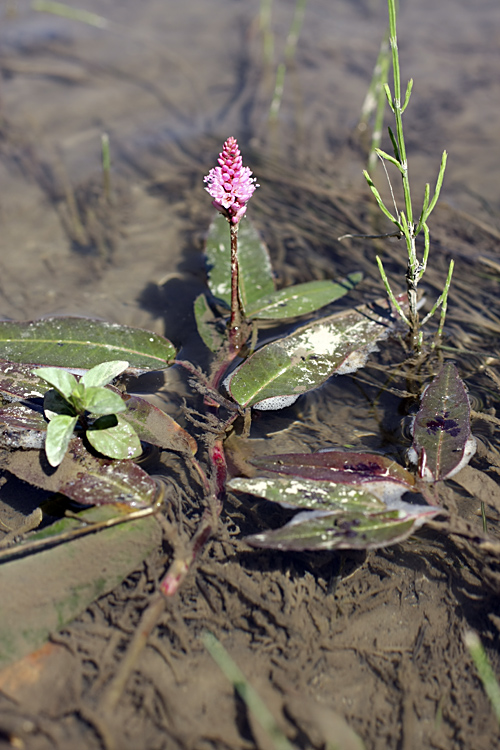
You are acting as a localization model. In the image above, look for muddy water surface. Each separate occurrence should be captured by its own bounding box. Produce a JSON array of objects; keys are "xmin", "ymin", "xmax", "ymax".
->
[{"xmin": 1, "ymin": 1, "xmax": 500, "ymax": 749}]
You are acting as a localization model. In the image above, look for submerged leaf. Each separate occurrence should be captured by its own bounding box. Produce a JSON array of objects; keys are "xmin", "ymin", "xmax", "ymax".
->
[
  {"xmin": 409, "ymin": 362, "xmax": 476, "ymax": 481},
  {"xmin": 0, "ymin": 318, "xmax": 176, "ymax": 373},
  {"xmin": 244, "ymin": 273, "xmax": 363, "ymax": 320},
  {"xmin": 246, "ymin": 506, "xmax": 438, "ymax": 552},
  {"xmin": 205, "ymin": 213, "xmax": 275, "ymax": 311},
  {"xmin": 0, "ymin": 505, "xmax": 161, "ymax": 668},
  {"xmin": 225, "ymin": 295, "xmax": 406, "ymax": 409}
]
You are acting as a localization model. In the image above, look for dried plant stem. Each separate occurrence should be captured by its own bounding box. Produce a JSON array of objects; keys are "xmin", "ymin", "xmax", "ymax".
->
[{"xmin": 101, "ymin": 593, "xmax": 167, "ymax": 715}]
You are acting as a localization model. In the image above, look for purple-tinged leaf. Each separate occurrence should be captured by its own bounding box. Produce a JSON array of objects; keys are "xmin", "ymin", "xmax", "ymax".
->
[
  {"xmin": 0, "ymin": 361, "xmax": 51, "ymax": 401},
  {"xmin": 250, "ymin": 450, "xmax": 416, "ymax": 499},
  {"xmin": 0, "ymin": 404, "xmax": 47, "ymax": 449},
  {"xmin": 225, "ymin": 295, "xmax": 408, "ymax": 409},
  {"xmin": 0, "ymin": 437, "xmax": 157, "ymax": 509},
  {"xmin": 409, "ymin": 362, "xmax": 476, "ymax": 481},
  {"xmin": 246, "ymin": 506, "xmax": 439, "ymax": 552}
]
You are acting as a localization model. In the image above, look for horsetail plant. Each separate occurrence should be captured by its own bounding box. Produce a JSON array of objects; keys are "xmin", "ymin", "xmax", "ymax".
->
[{"xmin": 363, "ymin": 0, "xmax": 453, "ymax": 351}]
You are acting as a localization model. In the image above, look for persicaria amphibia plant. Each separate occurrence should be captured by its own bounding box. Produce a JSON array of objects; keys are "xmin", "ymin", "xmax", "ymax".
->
[{"xmin": 204, "ymin": 137, "xmax": 259, "ymax": 354}]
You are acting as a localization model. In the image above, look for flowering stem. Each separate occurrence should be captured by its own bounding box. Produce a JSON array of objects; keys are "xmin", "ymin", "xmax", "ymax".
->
[{"xmin": 229, "ymin": 223, "xmax": 244, "ymax": 353}]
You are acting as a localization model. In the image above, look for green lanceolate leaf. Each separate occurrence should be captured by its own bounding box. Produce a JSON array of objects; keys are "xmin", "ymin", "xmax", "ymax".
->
[
  {"xmin": 246, "ymin": 507, "xmax": 437, "ymax": 552},
  {"xmin": 409, "ymin": 361, "xmax": 476, "ymax": 481},
  {"xmin": 229, "ymin": 475, "xmax": 386, "ymax": 513},
  {"xmin": 86, "ymin": 414, "xmax": 142, "ymax": 460},
  {"xmin": 193, "ymin": 293, "xmax": 227, "ymax": 352},
  {"xmin": 226, "ymin": 295, "xmax": 405, "ymax": 409},
  {"xmin": 83, "ymin": 386, "xmax": 127, "ymax": 415},
  {"xmin": 0, "ymin": 318, "xmax": 176, "ymax": 373},
  {"xmin": 81, "ymin": 359, "xmax": 129, "ymax": 388},
  {"xmin": 244, "ymin": 273, "xmax": 363, "ymax": 321},
  {"xmin": 34, "ymin": 366, "xmax": 78, "ymax": 400},
  {"xmin": 205, "ymin": 213, "xmax": 275, "ymax": 312},
  {"xmin": 45, "ymin": 413, "xmax": 78, "ymax": 467}
]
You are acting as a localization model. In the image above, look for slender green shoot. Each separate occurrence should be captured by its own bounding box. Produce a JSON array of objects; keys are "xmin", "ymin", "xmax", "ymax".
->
[
  {"xmin": 363, "ymin": 0, "xmax": 451, "ymax": 351},
  {"xmin": 101, "ymin": 132, "xmax": 112, "ymax": 203},
  {"xmin": 284, "ymin": 0, "xmax": 308, "ymax": 62},
  {"xmin": 481, "ymin": 501, "xmax": 488, "ymax": 533},
  {"xmin": 464, "ymin": 630, "xmax": 500, "ymax": 725},
  {"xmin": 376, "ymin": 256, "xmax": 410, "ymax": 326},
  {"xmin": 359, "ymin": 31, "xmax": 391, "ymax": 172},
  {"xmin": 31, "ymin": 0, "xmax": 108, "ymax": 28},
  {"xmin": 259, "ymin": 0, "xmax": 275, "ymax": 65},
  {"xmin": 269, "ymin": 0, "xmax": 308, "ymax": 122},
  {"xmin": 202, "ymin": 631, "xmax": 295, "ymax": 750},
  {"xmin": 421, "ymin": 259, "xmax": 454, "ymax": 327},
  {"xmin": 269, "ymin": 62, "xmax": 286, "ymax": 121}
]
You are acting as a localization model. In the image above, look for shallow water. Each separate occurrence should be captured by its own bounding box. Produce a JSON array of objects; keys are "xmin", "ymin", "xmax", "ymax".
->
[
  {"xmin": 1, "ymin": 2, "xmax": 500, "ymax": 749},
  {"xmin": 1, "ymin": 0, "xmax": 499, "ymax": 325}
]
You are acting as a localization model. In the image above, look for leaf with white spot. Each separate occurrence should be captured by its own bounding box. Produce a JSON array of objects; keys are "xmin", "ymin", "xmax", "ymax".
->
[
  {"xmin": 225, "ymin": 295, "xmax": 407, "ymax": 409},
  {"xmin": 0, "ymin": 361, "xmax": 51, "ymax": 401},
  {"xmin": 245, "ymin": 506, "xmax": 439, "ymax": 552},
  {"xmin": 229, "ymin": 475, "xmax": 386, "ymax": 513}
]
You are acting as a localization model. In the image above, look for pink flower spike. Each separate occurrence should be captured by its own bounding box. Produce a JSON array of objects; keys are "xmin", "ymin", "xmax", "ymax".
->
[{"xmin": 204, "ymin": 137, "xmax": 259, "ymax": 224}]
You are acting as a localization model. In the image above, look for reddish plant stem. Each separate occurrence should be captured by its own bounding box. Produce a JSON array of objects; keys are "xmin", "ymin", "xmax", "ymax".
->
[
  {"xmin": 229, "ymin": 222, "xmax": 244, "ymax": 355},
  {"xmin": 158, "ymin": 435, "xmax": 228, "ymax": 598}
]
